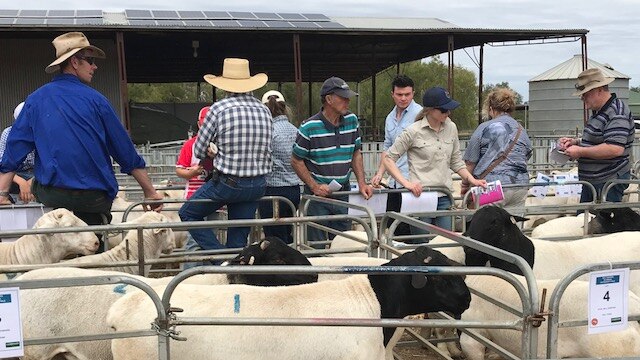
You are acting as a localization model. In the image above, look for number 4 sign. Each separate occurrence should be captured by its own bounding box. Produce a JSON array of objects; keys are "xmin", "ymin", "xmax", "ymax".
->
[{"xmin": 588, "ymin": 268, "xmax": 630, "ymax": 334}]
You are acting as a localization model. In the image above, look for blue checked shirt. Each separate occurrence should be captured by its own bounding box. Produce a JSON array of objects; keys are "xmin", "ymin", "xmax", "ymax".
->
[
  {"xmin": 267, "ymin": 115, "xmax": 301, "ymax": 187},
  {"xmin": 0, "ymin": 126, "xmax": 35, "ymax": 174},
  {"xmin": 194, "ymin": 93, "xmax": 272, "ymax": 177}
]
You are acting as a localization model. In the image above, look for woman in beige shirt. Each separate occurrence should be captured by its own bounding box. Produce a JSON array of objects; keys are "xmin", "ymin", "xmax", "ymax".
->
[{"xmin": 384, "ymin": 87, "xmax": 485, "ymax": 232}]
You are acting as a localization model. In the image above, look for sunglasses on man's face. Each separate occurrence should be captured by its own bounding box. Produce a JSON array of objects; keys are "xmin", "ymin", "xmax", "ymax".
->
[{"xmin": 75, "ymin": 55, "xmax": 96, "ymax": 65}]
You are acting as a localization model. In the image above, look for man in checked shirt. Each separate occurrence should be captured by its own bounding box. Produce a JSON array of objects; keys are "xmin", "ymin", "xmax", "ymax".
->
[{"xmin": 179, "ymin": 58, "xmax": 272, "ymax": 252}]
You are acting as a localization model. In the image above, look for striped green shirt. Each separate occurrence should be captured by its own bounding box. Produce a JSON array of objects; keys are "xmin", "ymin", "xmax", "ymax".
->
[{"xmin": 292, "ymin": 110, "xmax": 361, "ymax": 185}]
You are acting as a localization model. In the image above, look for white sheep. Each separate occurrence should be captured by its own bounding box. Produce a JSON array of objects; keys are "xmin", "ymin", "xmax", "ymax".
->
[
  {"xmin": 328, "ymin": 230, "xmax": 371, "ymax": 257},
  {"xmin": 62, "ymin": 211, "xmax": 175, "ymax": 275},
  {"xmin": 0, "ymin": 208, "xmax": 99, "ymax": 265},
  {"xmin": 107, "ymin": 211, "xmax": 186, "ymax": 250},
  {"xmin": 460, "ymin": 274, "xmax": 640, "ymax": 359},
  {"xmin": 530, "ymin": 213, "xmax": 593, "ymax": 239},
  {"xmin": 107, "ymin": 247, "xmax": 471, "ymax": 360}
]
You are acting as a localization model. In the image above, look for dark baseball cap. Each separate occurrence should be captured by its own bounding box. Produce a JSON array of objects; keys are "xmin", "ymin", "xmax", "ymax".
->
[
  {"xmin": 422, "ymin": 87, "xmax": 460, "ymax": 110},
  {"xmin": 320, "ymin": 77, "xmax": 358, "ymax": 98}
]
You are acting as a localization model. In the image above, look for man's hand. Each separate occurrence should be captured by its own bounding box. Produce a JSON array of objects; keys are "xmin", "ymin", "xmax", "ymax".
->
[
  {"xmin": 19, "ymin": 178, "xmax": 35, "ymax": 203},
  {"xmin": 0, "ymin": 194, "xmax": 12, "ymax": 205},
  {"xmin": 142, "ymin": 191, "xmax": 164, "ymax": 212},
  {"xmin": 558, "ymin": 137, "xmax": 577, "ymax": 150},
  {"xmin": 469, "ymin": 178, "xmax": 488, "ymax": 189},
  {"xmin": 563, "ymin": 145, "xmax": 581, "ymax": 160},
  {"xmin": 359, "ymin": 184, "xmax": 374, "ymax": 200},
  {"xmin": 311, "ymin": 183, "xmax": 332, "ymax": 198}
]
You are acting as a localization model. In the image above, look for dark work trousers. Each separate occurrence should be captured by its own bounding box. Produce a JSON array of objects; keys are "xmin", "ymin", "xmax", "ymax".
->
[
  {"xmin": 257, "ymin": 185, "xmax": 301, "ymax": 244},
  {"xmin": 385, "ymin": 191, "xmax": 412, "ymax": 237},
  {"xmin": 32, "ymin": 180, "xmax": 113, "ymax": 253}
]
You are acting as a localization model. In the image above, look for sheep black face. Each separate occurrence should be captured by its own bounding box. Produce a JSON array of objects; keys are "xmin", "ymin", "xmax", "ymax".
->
[
  {"xmin": 463, "ymin": 206, "xmax": 534, "ymax": 275},
  {"xmin": 368, "ymin": 246, "xmax": 471, "ymax": 345},
  {"xmin": 226, "ymin": 237, "xmax": 318, "ymax": 286},
  {"xmin": 588, "ymin": 207, "xmax": 640, "ymax": 234}
]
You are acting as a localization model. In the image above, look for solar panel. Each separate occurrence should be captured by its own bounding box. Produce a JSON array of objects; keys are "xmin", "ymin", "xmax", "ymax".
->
[
  {"xmin": 253, "ymin": 12, "xmax": 282, "ymax": 20},
  {"xmin": 290, "ymin": 21, "xmax": 319, "ymax": 28},
  {"xmin": 0, "ymin": 18, "xmax": 14, "ymax": 24},
  {"xmin": 211, "ymin": 20, "xmax": 241, "ymax": 27},
  {"xmin": 238, "ymin": 20, "xmax": 266, "ymax": 28},
  {"xmin": 302, "ymin": 13, "xmax": 330, "ymax": 21},
  {"xmin": 156, "ymin": 19, "xmax": 184, "ymax": 26},
  {"xmin": 77, "ymin": 18, "xmax": 103, "ymax": 25},
  {"xmin": 0, "ymin": 10, "xmax": 19, "ymax": 17},
  {"xmin": 178, "ymin": 11, "xmax": 205, "ymax": 19},
  {"xmin": 152, "ymin": 10, "xmax": 179, "ymax": 19},
  {"xmin": 125, "ymin": 9, "xmax": 153, "ymax": 19},
  {"xmin": 46, "ymin": 18, "xmax": 77, "ymax": 25},
  {"xmin": 129, "ymin": 19, "xmax": 157, "ymax": 26},
  {"xmin": 265, "ymin": 21, "xmax": 293, "ymax": 28},
  {"xmin": 278, "ymin": 13, "xmax": 305, "ymax": 20},
  {"xmin": 228, "ymin": 12, "xmax": 256, "ymax": 19},
  {"xmin": 19, "ymin": 10, "xmax": 47, "ymax": 17},
  {"xmin": 317, "ymin": 22, "xmax": 344, "ymax": 29},
  {"xmin": 183, "ymin": 20, "xmax": 212, "ymax": 27},
  {"xmin": 47, "ymin": 10, "xmax": 75, "ymax": 17},
  {"xmin": 203, "ymin": 11, "xmax": 231, "ymax": 19},
  {"xmin": 15, "ymin": 18, "xmax": 45, "ymax": 24},
  {"xmin": 76, "ymin": 10, "xmax": 103, "ymax": 17}
]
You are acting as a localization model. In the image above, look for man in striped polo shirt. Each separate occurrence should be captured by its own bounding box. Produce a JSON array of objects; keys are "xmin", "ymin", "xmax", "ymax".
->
[
  {"xmin": 559, "ymin": 68, "xmax": 635, "ymax": 203},
  {"xmin": 292, "ymin": 76, "xmax": 374, "ymax": 242}
]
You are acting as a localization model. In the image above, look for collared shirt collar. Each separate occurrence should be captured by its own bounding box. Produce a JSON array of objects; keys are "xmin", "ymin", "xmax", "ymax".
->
[{"xmin": 318, "ymin": 107, "xmax": 344, "ymax": 129}]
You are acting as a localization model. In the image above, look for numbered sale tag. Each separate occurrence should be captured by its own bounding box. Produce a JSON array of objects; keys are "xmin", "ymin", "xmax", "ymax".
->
[
  {"xmin": 0, "ymin": 288, "xmax": 24, "ymax": 358},
  {"xmin": 588, "ymin": 268, "xmax": 630, "ymax": 334}
]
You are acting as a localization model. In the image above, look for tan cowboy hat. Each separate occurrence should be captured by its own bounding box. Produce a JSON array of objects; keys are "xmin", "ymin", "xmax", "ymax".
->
[
  {"xmin": 45, "ymin": 32, "xmax": 106, "ymax": 74},
  {"xmin": 204, "ymin": 58, "xmax": 268, "ymax": 93},
  {"xmin": 572, "ymin": 68, "xmax": 614, "ymax": 96}
]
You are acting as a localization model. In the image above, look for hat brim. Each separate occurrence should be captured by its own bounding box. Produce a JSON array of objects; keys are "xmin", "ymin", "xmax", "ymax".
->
[
  {"xmin": 45, "ymin": 45, "xmax": 106, "ymax": 74},
  {"xmin": 439, "ymin": 99, "xmax": 460, "ymax": 110},
  {"xmin": 204, "ymin": 73, "xmax": 268, "ymax": 93},
  {"xmin": 572, "ymin": 77, "xmax": 614, "ymax": 96},
  {"xmin": 331, "ymin": 88, "xmax": 358, "ymax": 99}
]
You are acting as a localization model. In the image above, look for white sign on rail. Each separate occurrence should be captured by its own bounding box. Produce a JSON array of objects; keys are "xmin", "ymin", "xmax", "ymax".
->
[
  {"xmin": 588, "ymin": 268, "xmax": 629, "ymax": 334},
  {"xmin": 0, "ymin": 287, "xmax": 24, "ymax": 358}
]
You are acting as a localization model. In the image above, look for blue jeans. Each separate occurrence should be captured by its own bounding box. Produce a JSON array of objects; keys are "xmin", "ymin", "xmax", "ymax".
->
[
  {"xmin": 304, "ymin": 186, "xmax": 349, "ymax": 242},
  {"xmin": 179, "ymin": 174, "xmax": 266, "ymax": 250},
  {"xmin": 257, "ymin": 185, "xmax": 300, "ymax": 244},
  {"xmin": 411, "ymin": 196, "xmax": 453, "ymax": 240},
  {"xmin": 580, "ymin": 171, "xmax": 630, "ymax": 203},
  {"xmin": 182, "ymin": 212, "xmax": 223, "ymax": 270}
]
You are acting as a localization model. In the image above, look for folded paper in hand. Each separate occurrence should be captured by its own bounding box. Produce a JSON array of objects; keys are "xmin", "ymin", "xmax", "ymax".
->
[
  {"xmin": 471, "ymin": 180, "xmax": 505, "ymax": 206},
  {"xmin": 549, "ymin": 143, "xmax": 570, "ymax": 164}
]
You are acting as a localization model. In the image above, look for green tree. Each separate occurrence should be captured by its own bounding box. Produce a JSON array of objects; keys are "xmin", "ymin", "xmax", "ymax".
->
[{"xmin": 481, "ymin": 81, "xmax": 524, "ymax": 105}]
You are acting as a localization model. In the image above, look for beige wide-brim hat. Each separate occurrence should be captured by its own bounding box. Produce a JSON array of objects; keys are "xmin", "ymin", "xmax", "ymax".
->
[
  {"xmin": 572, "ymin": 68, "xmax": 614, "ymax": 96},
  {"xmin": 204, "ymin": 58, "xmax": 268, "ymax": 93},
  {"xmin": 45, "ymin": 32, "xmax": 106, "ymax": 74}
]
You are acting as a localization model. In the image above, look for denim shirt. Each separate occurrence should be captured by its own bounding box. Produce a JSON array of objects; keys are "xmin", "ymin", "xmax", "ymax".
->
[{"xmin": 463, "ymin": 114, "xmax": 531, "ymax": 185}]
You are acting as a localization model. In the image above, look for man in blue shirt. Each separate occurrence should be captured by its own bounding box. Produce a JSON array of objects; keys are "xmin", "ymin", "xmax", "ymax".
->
[
  {"xmin": 0, "ymin": 32, "xmax": 163, "ymax": 251},
  {"xmin": 370, "ymin": 75, "xmax": 422, "ymax": 237}
]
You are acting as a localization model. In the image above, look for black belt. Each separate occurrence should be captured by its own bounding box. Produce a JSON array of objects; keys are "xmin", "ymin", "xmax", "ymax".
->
[{"xmin": 210, "ymin": 169, "xmax": 239, "ymax": 187}]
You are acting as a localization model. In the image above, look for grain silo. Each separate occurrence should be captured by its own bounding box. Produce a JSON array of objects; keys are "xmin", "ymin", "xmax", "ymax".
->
[{"xmin": 527, "ymin": 55, "xmax": 630, "ymax": 135}]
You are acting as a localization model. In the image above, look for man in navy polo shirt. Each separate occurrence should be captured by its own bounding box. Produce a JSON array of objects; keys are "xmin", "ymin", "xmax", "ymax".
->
[{"xmin": 292, "ymin": 76, "xmax": 373, "ymax": 243}]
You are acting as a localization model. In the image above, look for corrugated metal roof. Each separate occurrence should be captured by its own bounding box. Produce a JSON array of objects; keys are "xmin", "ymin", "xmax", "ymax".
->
[
  {"xmin": 331, "ymin": 17, "xmax": 459, "ymax": 30},
  {"xmin": 529, "ymin": 54, "xmax": 630, "ymax": 82}
]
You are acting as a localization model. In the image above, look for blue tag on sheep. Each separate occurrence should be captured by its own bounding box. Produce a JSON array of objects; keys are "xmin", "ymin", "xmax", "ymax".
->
[
  {"xmin": 113, "ymin": 284, "xmax": 128, "ymax": 294},
  {"xmin": 234, "ymin": 294, "xmax": 240, "ymax": 313}
]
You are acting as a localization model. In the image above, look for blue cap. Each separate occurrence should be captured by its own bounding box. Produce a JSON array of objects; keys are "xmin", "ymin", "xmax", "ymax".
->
[
  {"xmin": 422, "ymin": 87, "xmax": 460, "ymax": 110},
  {"xmin": 320, "ymin": 77, "xmax": 358, "ymax": 98}
]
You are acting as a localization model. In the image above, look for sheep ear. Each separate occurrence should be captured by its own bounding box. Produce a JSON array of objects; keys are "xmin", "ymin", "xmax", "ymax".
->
[
  {"xmin": 423, "ymin": 256, "xmax": 432, "ymax": 264},
  {"xmin": 153, "ymin": 228, "xmax": 166, "ymax": 235},
  {"xmin": 411, "ymin": 274, "xmax": 428, "ymax": 289},
  {"xmin": 260, "ymin": 240, "xmax": 271, "ymax": 250},
  {"xmin": 510, "ymin": 215, "xmax": 528, "ymax": 224},
  {"xmin": 248, "ymin": 256, "xmax": 255, "ymax": 265}
]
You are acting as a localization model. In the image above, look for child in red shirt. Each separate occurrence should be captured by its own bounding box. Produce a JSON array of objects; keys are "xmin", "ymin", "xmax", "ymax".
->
[{"xmin": 176, "ymin": 107, "xmax": 214, "ymax": 199}]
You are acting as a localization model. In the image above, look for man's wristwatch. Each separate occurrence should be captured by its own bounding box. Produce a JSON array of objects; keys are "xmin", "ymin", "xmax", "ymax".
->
[{"xmin": 0, "ymin": 191, "xmax": 9, "ymax": 197}]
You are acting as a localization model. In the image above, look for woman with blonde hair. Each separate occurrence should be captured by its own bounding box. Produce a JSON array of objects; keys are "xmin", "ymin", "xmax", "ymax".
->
[
  {"xmin": 384, "ymin": 87, "xmax": 485, "ymax": 233},
  {"xmin": 463, "ymin": 87, "xmax": 532, "ymax": 208}
]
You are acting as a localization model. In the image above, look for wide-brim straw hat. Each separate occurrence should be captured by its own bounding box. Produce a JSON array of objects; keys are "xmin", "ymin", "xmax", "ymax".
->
[
  {"xmin": 45, "ymin": 32, "xmax": 106, "ymax": 74},
  {"xmin": 572, "ymin": 68, "xmax": 614, "ymax": 96},
  {"xmin": 204, "ymin": 58, "xmax": 268, "ymax": 93}
]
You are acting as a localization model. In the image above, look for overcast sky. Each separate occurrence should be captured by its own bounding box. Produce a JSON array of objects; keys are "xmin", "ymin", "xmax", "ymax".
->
[{"xmin": 13, "ymin": 0, "xmax": 640, "ymax": 100}]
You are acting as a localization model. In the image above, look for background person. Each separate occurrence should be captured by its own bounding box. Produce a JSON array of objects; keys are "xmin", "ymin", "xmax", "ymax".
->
[
  {"xmin": 370, "ymin": 75, "xmax": 422, "ymax": 237},
  {"xmin": 559, "ymin": 68, "xmax": 635, "ymax": 203},
  {"xmin": 257, "ymin": 90, "xmax": 301, "ymax": 244},
  {"xmin": 0, "ymin": 102, "xmax": 35, "ymax": 203},
  {"xmin": 384, "ymin": 86, "xmax": 485, "ymax": 234},
  {"xmin": 0, "ymin": 32, "xmax": 163, "ymax": 252},
  {"xmin": 178, "ymin": 58, "xmax": 272, "ymax": 252},
  {"xmin": 291, "ymin": 76, "xmax": 373, "ymax": 243},
  {"xmin": 463, "ymin": 87, "xmax": 532, "ymax": 208}
]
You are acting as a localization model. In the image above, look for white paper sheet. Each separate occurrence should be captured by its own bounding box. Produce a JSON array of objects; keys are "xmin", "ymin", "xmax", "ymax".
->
[
  {"xmin": 553, "ymin": 173, "xmax": 573, "ymax": 197},
  {"xmin": 400, "ymin": 191, "xmax": 437, "ymax": 213},
  {"xmin": 348, "ymin": 193, "xmax": 388, "ymax": 216},
  {"xmin": 0, "ymin": 288, "xmax": 24, "ymax": 358},
  {"xmin": 549, "ymin": 142, "xmax": 571, "ymax": 164},
  {"xmin": 529, "ymin": 173, "xmax": 551, "ymax": 198},
  {"xmin": 328, "ymin": 180, "xmax": 343, "ymax": 192},
  {"xmin": 588, "ymin": 268, "xmax": 629, "ymax": 334}
]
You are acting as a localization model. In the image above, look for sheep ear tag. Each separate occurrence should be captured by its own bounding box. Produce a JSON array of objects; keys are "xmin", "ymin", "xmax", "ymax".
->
[
  {"xmin": 411, "ymin": 274, "xmax": 428, "ymax": 289},
  {"xmin": 260, "ymin": 240, "xmax": 271, "ymax": 250}
]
